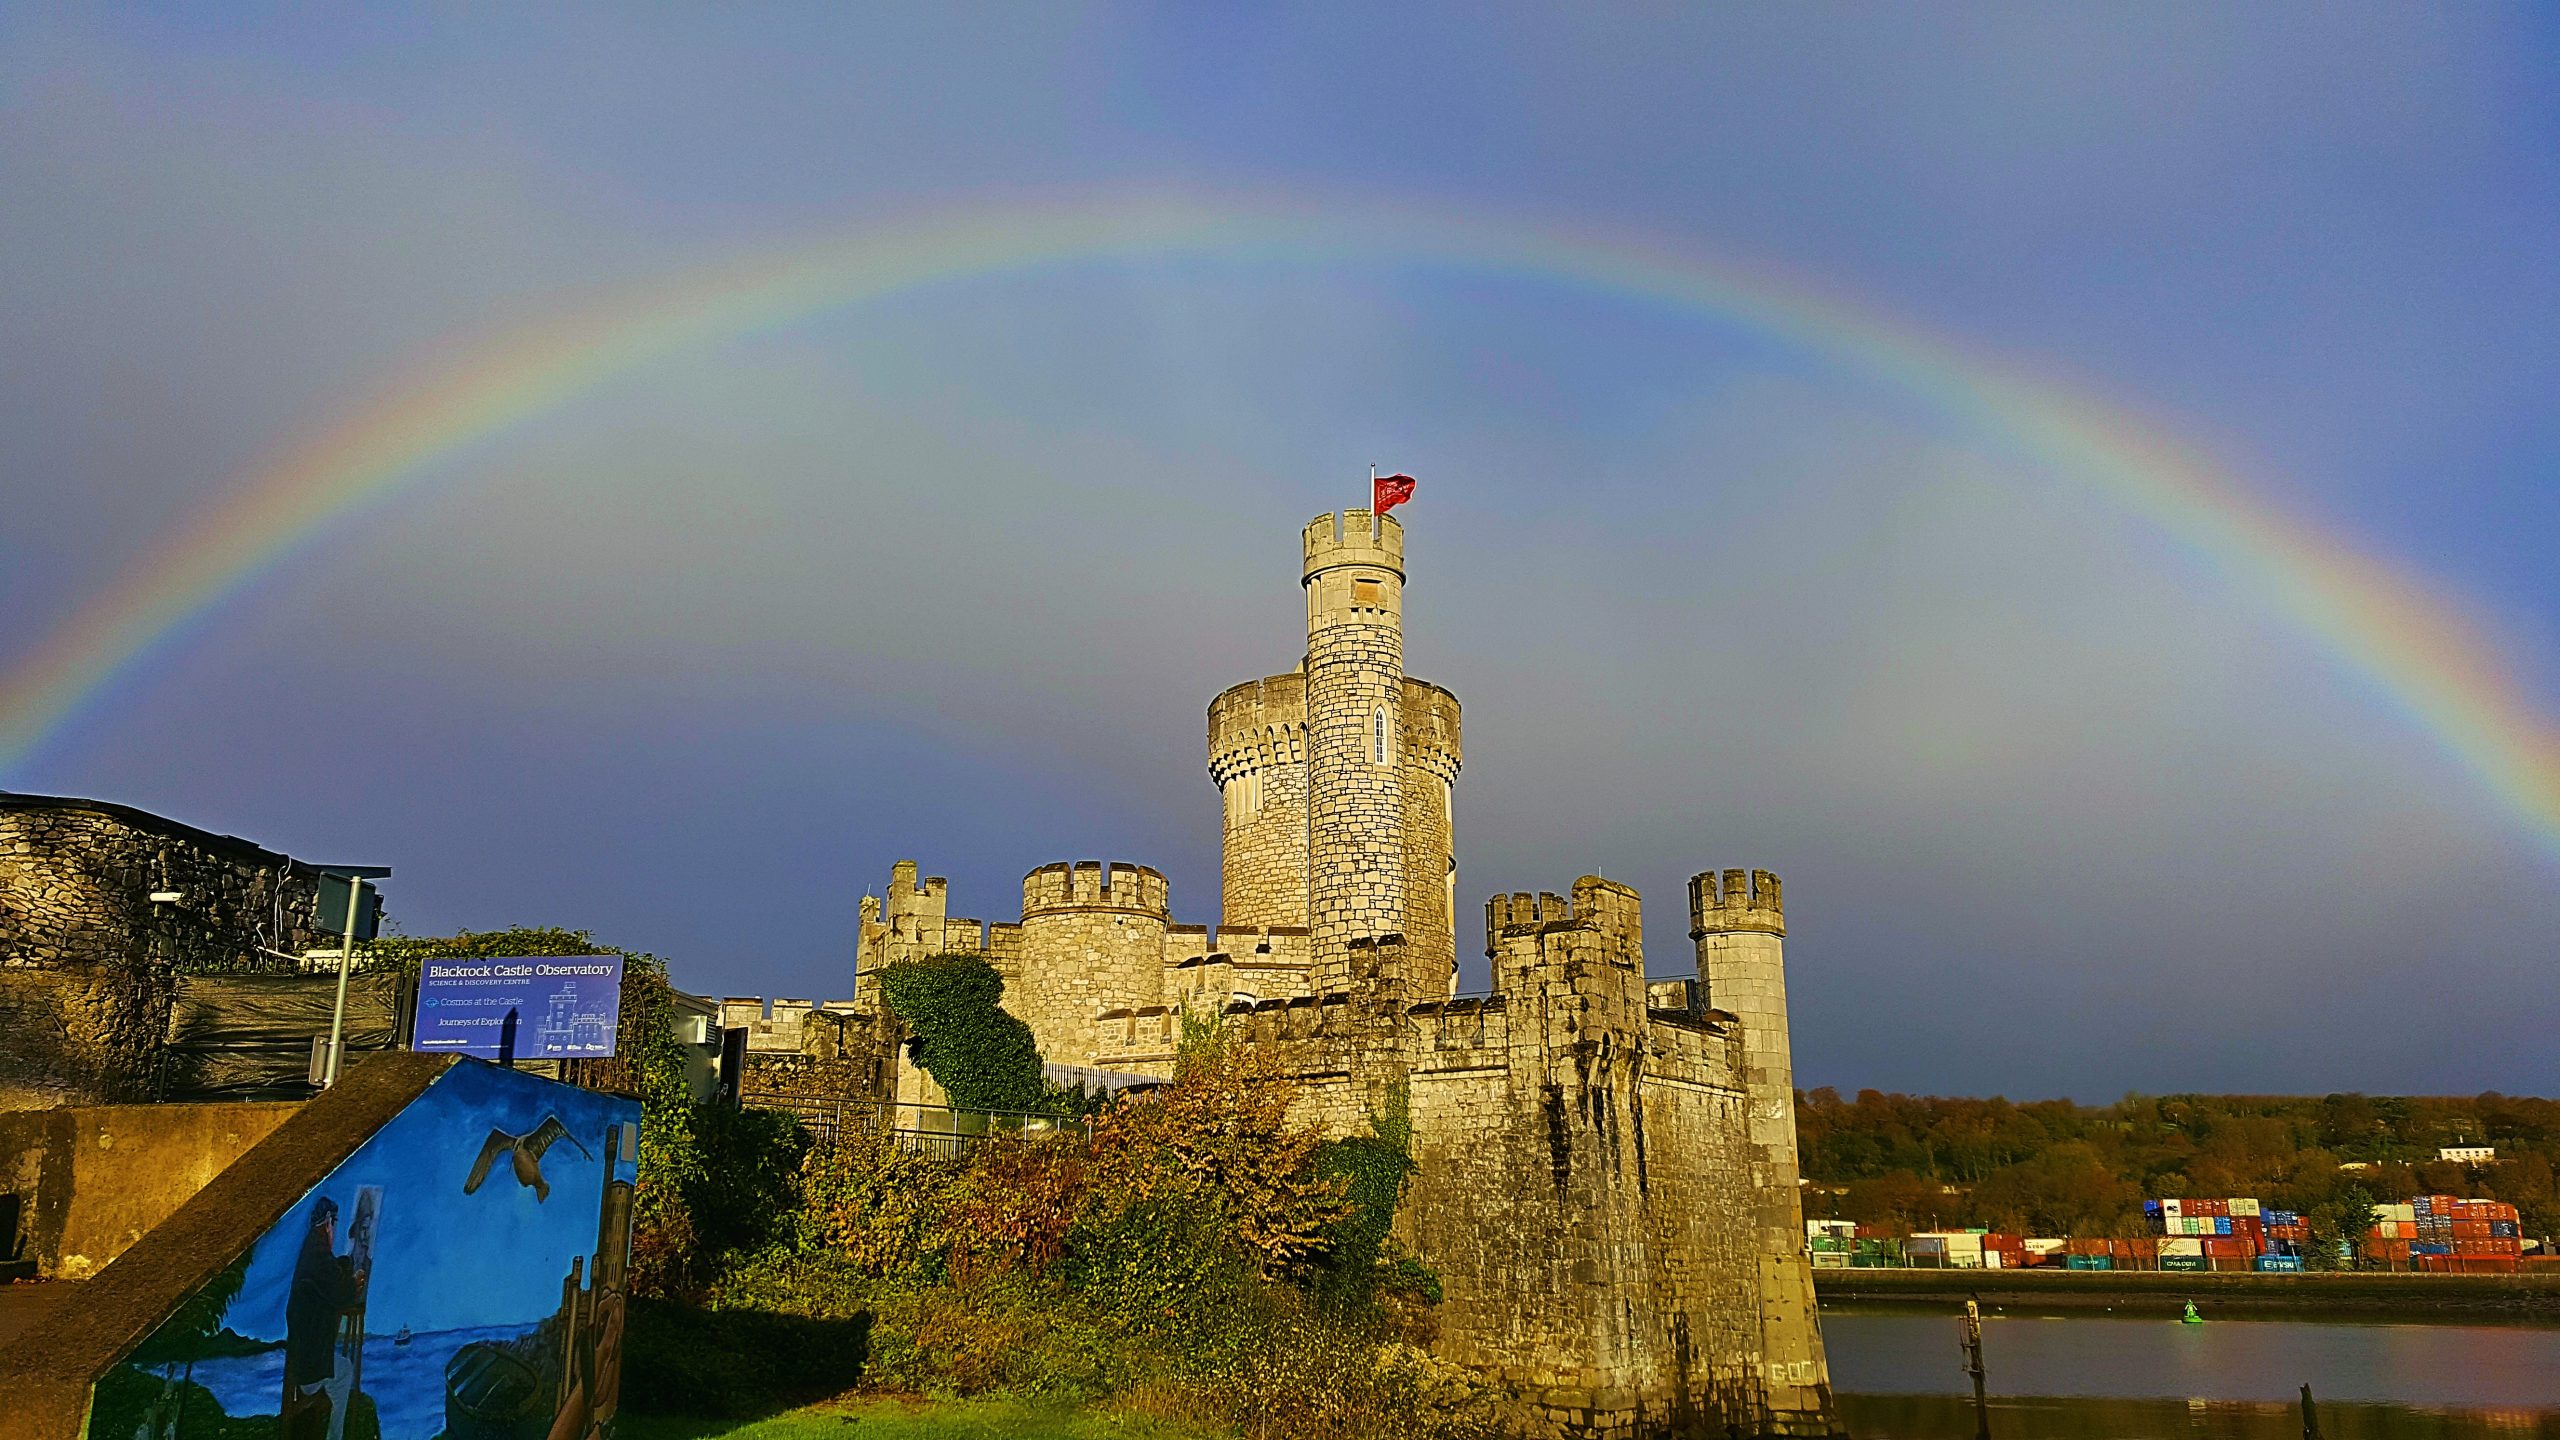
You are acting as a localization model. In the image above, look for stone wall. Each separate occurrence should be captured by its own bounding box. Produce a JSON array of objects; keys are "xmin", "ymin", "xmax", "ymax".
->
[
  {"xmin": 1, "ymin": 795, "xmax": 327, "ymax": 972},
  {"xmin": 0, "ymin": 1101, "xmax": 300, "ymax": 1279},
  {"xmin": 0, "ymin": 795, "xmax": 330, "ymax": 1108}
]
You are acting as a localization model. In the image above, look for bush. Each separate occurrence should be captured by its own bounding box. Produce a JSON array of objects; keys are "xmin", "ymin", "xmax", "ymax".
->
[
  {"xmin": 625, "ymin": 1020, "xmax": 1477, "ymax": 1438},
  {"xmin": 876, "ymin": 955, "xmax": 1055, "ymax": 1113}
]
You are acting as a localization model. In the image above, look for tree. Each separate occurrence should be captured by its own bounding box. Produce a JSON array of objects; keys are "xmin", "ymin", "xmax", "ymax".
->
[{"xmin": 2304, "ymin": 1180, "xmax": 2379, "ymax": 1271}]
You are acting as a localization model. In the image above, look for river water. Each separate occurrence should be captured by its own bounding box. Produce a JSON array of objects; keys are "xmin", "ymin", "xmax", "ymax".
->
[{"xmin": 1823, "ymin": 1303, "xmax": 2560, "ymax": 1439}]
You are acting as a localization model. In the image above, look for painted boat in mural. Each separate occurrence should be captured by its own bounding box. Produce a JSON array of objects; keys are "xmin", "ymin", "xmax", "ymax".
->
[{"xmin": 443, "ymin": 1338, "xmax": 549, "ymax": 1440}]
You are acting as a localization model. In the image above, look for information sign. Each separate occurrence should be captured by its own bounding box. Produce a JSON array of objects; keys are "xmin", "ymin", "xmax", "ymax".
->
[{"xmin": 413, "ymin": 954, "xmax": 624, "ymax": 1059}]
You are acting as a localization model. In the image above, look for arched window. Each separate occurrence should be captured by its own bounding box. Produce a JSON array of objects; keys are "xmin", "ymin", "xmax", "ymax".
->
[{"xmin": 1373, "ymin": 705, "xmax": 1391, "ymax": 765}]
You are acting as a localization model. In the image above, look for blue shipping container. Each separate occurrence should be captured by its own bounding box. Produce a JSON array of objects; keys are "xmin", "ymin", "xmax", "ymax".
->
[{"xmin": 2256, "ymin": 1256, "xmax": 2304, "ymax": 1272}]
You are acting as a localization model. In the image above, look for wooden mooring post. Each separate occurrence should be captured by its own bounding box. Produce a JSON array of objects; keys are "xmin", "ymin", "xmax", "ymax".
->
[
  {"xmin": 2300, "ymin": 1382, "xmax": 2323, "ymax": 1440},
  {"xmin": 1960, "ymin": 1296, "xmax": 1990, "ymax": 1440}
]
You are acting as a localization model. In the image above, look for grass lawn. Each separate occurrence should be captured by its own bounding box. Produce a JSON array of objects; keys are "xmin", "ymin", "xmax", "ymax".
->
[{"xmin": 618, "ymin": 1396, "xmax": 1230, "ymax": 1440}]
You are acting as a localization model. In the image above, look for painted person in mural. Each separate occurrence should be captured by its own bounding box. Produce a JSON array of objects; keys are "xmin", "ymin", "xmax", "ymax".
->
[{"xmin": 279, "ymin": 1196, "xmax": 364, "ymax": 1439}]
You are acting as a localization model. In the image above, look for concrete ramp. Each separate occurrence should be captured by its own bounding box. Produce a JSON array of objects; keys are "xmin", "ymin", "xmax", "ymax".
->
[{"xmin": 0, "ymin": 1052, "xmax": 639, "ymax": 1439}]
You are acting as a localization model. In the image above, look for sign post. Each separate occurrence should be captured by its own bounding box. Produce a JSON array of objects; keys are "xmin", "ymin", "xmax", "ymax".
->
[{"xmin": 315, "ymin": 867, "xmax": 389, "ymax": 1088}]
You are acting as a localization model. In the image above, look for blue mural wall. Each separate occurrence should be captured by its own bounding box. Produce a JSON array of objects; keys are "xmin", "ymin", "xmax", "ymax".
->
[{"xmin": 95, "ymin": 1060, "xmax": 640, "ymax": 1440}]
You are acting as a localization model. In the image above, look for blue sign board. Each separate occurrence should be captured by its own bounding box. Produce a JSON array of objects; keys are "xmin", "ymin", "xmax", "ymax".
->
[{"xmin": 413, "ymin": 954, "xmax": 624, "ymax": 1059}]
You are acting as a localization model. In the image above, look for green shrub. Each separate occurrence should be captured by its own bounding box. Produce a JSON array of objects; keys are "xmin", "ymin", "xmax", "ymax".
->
[
  {"xmin": 862, "ymin": 1281, "xmax": 1132, "ymax": 1402},
  {"xmin": 876, "ymin": 955, "xmax": 1055, "ymax": 1113}
]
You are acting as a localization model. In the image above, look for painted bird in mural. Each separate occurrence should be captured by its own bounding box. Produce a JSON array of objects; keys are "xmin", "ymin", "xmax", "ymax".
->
[{"xmin": 462, "ymin": 1116, "xmax": 593, "ymax": 1202}]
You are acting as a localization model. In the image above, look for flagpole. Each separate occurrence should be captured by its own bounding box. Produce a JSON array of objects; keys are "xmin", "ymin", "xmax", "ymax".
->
[{"xmin": 1369, "ymin": 465, "xmax": 1377, "ymax": 534}]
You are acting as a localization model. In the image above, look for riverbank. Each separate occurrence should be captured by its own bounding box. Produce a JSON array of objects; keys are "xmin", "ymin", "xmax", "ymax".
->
[
  {"xmin": 621, "ymin": 1397, "xmax": 1226, "ymax": 1440},
  {"xmin": 1815, "ymin": 1267, "xmax": 2560, "ymax": 1320}
]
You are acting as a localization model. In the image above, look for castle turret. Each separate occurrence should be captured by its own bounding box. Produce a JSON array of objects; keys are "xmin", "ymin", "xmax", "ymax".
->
[
  {"xmin": 1014, "ymin": 860, "xmax": 1170, "ymax": 1065},
  {"xmin": 1301, "ymin": 509, "xmax": 1409, "ymax": 991},
  {"xmin": 1691, "ymin": 867, "xmax": 1833, "ymax": 1427},
  {"xmin": 1210, "ymin": 672, "xmax": 1311, "ymax": 930}
]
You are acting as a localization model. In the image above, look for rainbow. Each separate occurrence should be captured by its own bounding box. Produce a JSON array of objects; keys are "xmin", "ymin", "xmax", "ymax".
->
[{"xmin": 5, "ymin": 190, "xmax": 2556, "ymax": 855}]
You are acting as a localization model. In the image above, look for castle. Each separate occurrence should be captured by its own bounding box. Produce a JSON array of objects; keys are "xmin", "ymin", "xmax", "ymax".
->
[{"xmin": 846, "ymin": 508, "xmax": 1839, "ymax": 1438}]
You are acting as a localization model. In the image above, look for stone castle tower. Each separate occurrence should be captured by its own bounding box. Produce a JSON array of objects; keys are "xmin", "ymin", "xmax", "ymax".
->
[
  {"xmin": 847, "ymin": 506, "xmax": 1841, "ymax": 1438},
  {"xmin": 1212, "ymin": 509, "xmax": 1463, "ymax": 990}
]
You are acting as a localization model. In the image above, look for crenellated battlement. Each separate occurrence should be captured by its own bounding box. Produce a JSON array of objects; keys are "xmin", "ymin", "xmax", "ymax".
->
[
  {"xmin": 1021, "ymin": 860, "xmax": 1170, "ymax": 917},
  {"xmin": 718, "ymin": 994, "xmax": 862, "ymax": 1054},
  {"xmin": 1485, "ymin": 890, "xmax": 1572, "ymax": 951},
  {"xmin": 1483, "ymin": 875, "xmax": 1644, "ymax": 956},
  {"xmin": 1688, "ymin": 866, "xmax": 1785, "ymax": 936},
  {"xmin": 1209, "ymin": 673, "xmax": 1308, "ymax": 778},
  {"xmin": 1398, "ymin": 677, "xmax": 1463, "ymax": 779},
  {"xmin": 1302, "ymin": 508, "xmax": 1405, "ymax": 584}
]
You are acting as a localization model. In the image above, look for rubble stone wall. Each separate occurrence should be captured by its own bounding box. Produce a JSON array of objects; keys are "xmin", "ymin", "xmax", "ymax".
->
[{"xmin": 0, "ymin": 797, "xmax": 327, "ymax": 1108}]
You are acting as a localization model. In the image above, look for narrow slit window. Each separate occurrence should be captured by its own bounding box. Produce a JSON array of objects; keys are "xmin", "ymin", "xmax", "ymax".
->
[{"xmin": 1373, "ymin": 706, "xmax": 1391, "ymax": 765}]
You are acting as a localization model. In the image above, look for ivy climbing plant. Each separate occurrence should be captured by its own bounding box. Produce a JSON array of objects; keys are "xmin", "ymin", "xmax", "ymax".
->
[{"xmin": 874, "ymin": 953, "xmax": 1054, "ymax": 1113}]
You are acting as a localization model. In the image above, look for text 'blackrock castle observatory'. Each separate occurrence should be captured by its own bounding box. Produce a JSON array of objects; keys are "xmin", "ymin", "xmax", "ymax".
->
[{"xmin": 850, "ymin": 508, "xmax": 1840, "ymax": 1438}]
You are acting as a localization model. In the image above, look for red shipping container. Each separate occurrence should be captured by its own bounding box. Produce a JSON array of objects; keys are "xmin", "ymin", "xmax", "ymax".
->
[{"xmin": 2190, "ymin": 1198, "xmax": 2230, "ymax": 1217}]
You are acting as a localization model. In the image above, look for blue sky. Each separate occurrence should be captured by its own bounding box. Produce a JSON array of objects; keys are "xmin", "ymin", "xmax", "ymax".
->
[{"xmin": 4, "ymin": 6, "xmax": 2557, "ymax": 1097}]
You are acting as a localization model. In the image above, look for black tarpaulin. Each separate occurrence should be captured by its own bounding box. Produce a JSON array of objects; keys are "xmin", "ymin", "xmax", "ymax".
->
[{"xmin": 164, "ymin": 971, "xmax": 408, "ymax": 1099}]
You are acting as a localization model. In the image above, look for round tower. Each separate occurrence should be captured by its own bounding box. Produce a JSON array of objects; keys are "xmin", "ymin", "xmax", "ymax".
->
[
  {"xmin": 1689, "ymin": 867, "xmax": 1832, "ymax": 1422},
  {"xmin": 1302, "ymin": 509, "xmax": 1407, "ymax": 988},
  {"xmin": 1209, "ymin": 672, "xmax": 1310, "ymax": 930},
  {"xmin": 1016, "ymin": 861, "xmax": 1170, "ymax": 1066},
  {"xmin": 1397, "ymin": 678, "xmax": 1463, "ymax": 985}
]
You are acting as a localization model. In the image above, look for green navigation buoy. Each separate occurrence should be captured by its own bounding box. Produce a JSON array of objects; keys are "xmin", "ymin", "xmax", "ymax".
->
[{"xmin": 2181, "ymin": 1300, "xmax": 2204, "ymax": 1324}]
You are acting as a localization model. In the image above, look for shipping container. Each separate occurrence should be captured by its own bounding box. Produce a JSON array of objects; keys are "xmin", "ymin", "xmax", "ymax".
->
[
  {"xmin": 2417, "ymin": 1254, "xmax": 2518, "ymax": 1275},
  {"xmin": 2161, "ymin": 1237, "xmax": 2204, "ymax": 1257},
  {"xmin": 2255, "ymin": 1255, "xmax": 2304, "ymax": 1272},
  {"xmin": 2229, "ymin": 1197, "xmax": 2261, "ymax": 1218},
  {"xmin": 2161, "ymin": 1255, "xmax": 2209, "ymax": 1272}
]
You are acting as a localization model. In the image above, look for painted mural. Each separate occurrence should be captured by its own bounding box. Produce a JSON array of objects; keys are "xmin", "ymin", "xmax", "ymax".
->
[{"xmin": 92, "ymin": 1060, "xmax": 640, "ymax": 1440}]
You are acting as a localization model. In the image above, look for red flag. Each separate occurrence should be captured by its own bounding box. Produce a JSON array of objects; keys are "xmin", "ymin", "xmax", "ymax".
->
[{"xmin": 1373, "ymin": 472, "xmax": 1416, "ymax": 516}]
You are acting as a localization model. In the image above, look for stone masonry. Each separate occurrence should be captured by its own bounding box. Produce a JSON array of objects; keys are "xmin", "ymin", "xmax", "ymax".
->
[
  {"xmin": 847, "ymin": 509, "xmax": 1843, "ymax": 1437},
  {"xmin": 1302, "ymin": 510, "xmax": 1410, "ymax": 988},
  {"xmin": 0, "ymin": 795, "xmax": 333, "ymax": 1110}
]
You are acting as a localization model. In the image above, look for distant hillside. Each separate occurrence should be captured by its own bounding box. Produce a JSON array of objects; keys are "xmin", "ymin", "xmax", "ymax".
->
[{"xmin": 1795, "ymin": 1089, "xmax": 2560, "ymax": 1241}]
